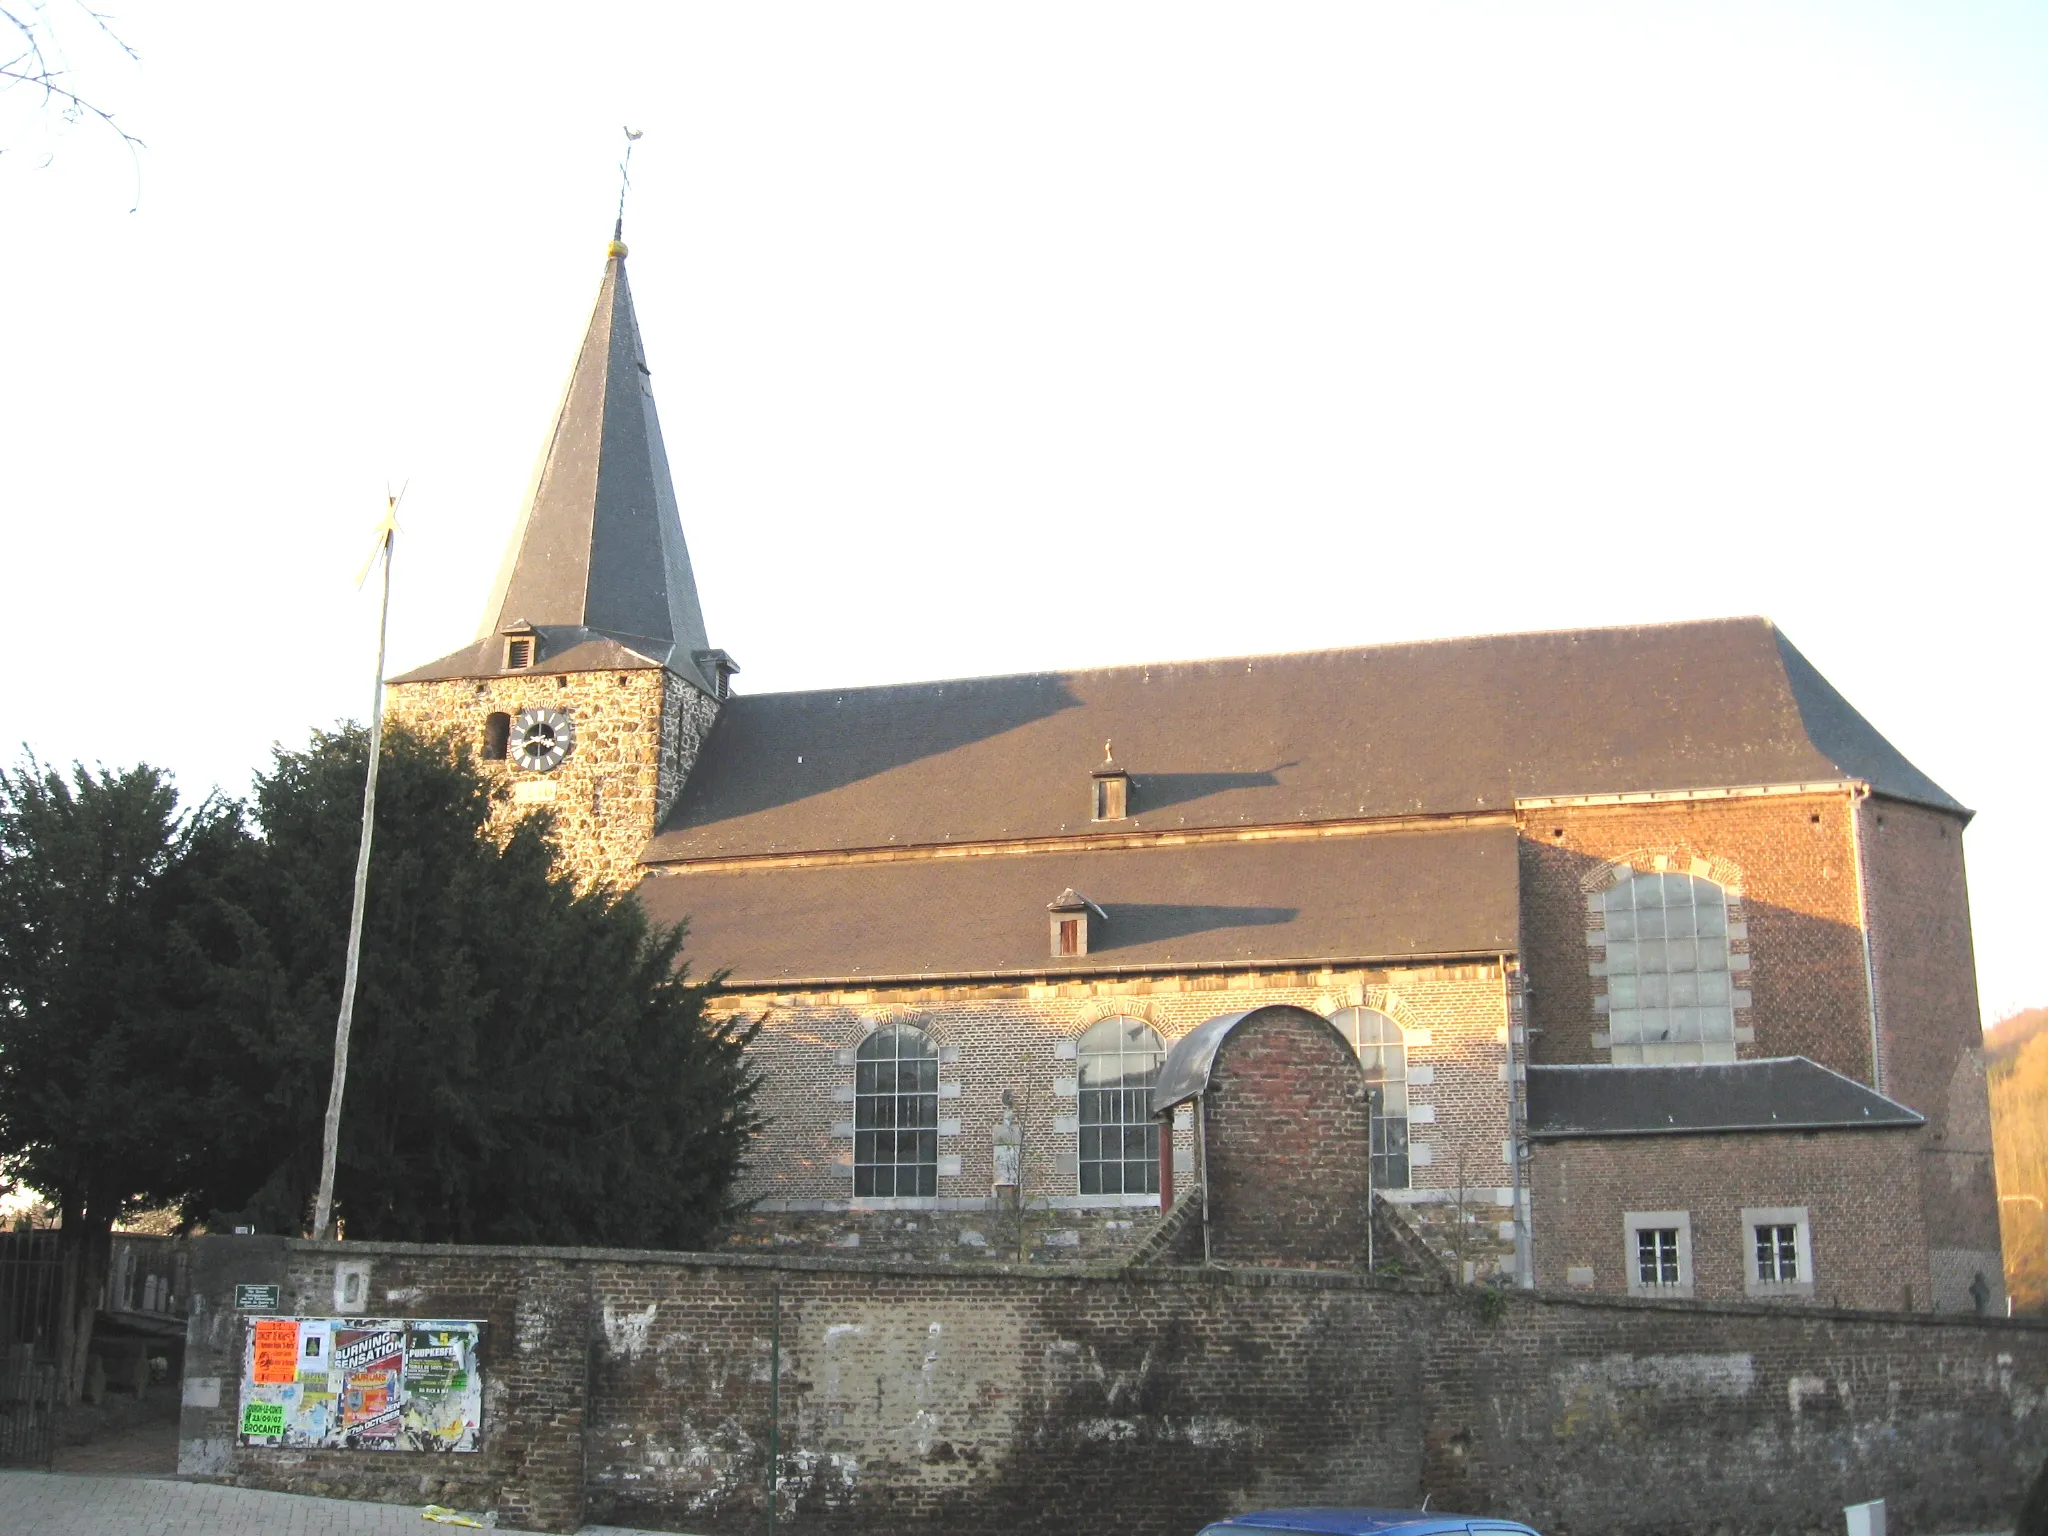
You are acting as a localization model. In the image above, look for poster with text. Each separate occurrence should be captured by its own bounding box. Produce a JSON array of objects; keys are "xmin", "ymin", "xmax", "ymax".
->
[{"xmin": 239, "ymin": 1316, "xmax": 482, "ymax": 1452}]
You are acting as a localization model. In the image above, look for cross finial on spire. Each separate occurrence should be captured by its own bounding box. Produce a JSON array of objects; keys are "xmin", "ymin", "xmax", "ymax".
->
[{"xmin": 611, "ymin": 126, "xmax": 643, "ymax": 257}]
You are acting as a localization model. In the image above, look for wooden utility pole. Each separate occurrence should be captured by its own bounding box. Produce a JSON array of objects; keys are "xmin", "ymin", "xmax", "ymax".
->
[{"xmin": 312, "ymin": 492, "xmax": 400, "ymax": 1242}]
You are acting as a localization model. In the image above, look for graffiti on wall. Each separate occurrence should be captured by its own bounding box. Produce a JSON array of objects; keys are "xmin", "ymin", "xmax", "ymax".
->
[{"xmin": 239, "ymin": 1317, "xmax": 483, "ymax": 1451}]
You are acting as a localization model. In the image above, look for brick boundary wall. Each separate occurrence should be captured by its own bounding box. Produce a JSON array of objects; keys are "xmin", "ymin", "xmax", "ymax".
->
[{"xmin": 179, "ymin": 1236, "xmax": 2048, "ymax": 1536}]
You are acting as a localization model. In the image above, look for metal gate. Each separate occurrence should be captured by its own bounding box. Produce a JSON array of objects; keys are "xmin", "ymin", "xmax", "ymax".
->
[{"xmin": 0, "ymin": 1231, "xmax": 63, "ymax": 1468}]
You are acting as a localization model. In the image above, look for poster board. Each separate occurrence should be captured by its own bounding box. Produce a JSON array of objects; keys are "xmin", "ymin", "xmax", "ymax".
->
[{"xmin": 239, "ymin": 1317, "xmax": 483, "ymax": 1452}]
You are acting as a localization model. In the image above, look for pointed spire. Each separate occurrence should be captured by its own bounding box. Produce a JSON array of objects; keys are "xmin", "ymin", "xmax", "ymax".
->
[{"xmin": 475, "ymin": 238, "xmax": 718, "ymax": 694}]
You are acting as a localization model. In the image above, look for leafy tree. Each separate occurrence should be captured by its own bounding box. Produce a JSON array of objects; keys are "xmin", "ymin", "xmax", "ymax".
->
[
  {"xmin": 0, "ymin": 757, "xmax": 247, "ymax": 1401},
  {"xmin": 186, "ymin": 723, "xmax": 762, "ymax": 1248}
]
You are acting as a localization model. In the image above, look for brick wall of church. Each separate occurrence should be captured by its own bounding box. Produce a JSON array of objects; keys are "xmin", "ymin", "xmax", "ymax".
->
[
  {"xmin": 1858, "ymin": 794, "xmax": 2004, "ymax": 1311},
  {"xmin": 1518, "ymin": 792, "xmax": 1872, "ymax": 1076},
  {"xmin": 1201, "ymin": 1007, "xmax": 1376, "ymax": 1268},
  {"xmin": 710, "ymin": 964, "xmax": 1515, "ymax": 1275},
  {"xmin": 1517, "ymin": 789, "xmax": 2001, "ymax": 1311},
  {"xmin": 1527, "ymin": 1126, "xmax": 1929, "ymax": 1310},
  {"xmin": 383, "ymin": 669, "xmax": 717, "ymax": 890}
]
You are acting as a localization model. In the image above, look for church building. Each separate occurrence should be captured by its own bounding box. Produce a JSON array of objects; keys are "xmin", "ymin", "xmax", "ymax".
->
[{"xmin": 385, "ymin": 238, "xmax": 2004, "ymax": 1313}]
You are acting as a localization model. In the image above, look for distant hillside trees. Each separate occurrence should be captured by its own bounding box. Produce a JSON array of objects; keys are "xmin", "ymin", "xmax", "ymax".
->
[
  {"xmin": 0, "ymin": 731, "xmax": 760, "ymax": 1399},
  {"xmin": 1990, "ymin": 1008, "xmax": 2048, "ymax": 1314}
]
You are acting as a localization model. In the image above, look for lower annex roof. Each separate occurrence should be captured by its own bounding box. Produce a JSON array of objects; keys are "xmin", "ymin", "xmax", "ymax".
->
[
  {"xmin": 1526, "ymin": 1058, "xmax": 1923, "ymax": 1138},
  {"xmin": 634, "ymin": 823, "xmax": 1518, "ymax": 988}
]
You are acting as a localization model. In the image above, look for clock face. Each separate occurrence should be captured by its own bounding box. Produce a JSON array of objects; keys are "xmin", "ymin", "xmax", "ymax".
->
[{"xmin": 509, "ymin": 708, "xmax": 575, "ymax": 772}]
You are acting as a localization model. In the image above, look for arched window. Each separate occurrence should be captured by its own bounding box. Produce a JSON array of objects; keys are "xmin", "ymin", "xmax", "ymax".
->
[
  {"xmin": 854, "ymin": 1024, "xmax": 938, "ymax": 1198},
  {"xmin": 1600, "ymin": 871, "xmax": 1735, "ymax": 1064},
  {"xmin": 482, "ymin": 712, "xmax": 511, "ymax": 762},
  {"xmin": 1329, "ymin": 1007, "xmax": 1409, "ymax": 1191},
  {"xmin": 1077, "ymin": 1017, "xmax": 1163, "ymax": 1195}
]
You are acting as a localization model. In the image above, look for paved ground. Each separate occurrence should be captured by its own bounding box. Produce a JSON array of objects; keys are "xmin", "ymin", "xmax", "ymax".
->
[
  {"xmin": 0, "ymin": 1472, "xmax": 684, "ymax": 1535},
  {"xmin": 50, "ymin": 1410, "xmax": 178, "ymax": 1476}
]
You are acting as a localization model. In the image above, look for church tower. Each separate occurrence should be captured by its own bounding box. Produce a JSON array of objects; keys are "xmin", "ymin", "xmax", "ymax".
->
[{"xmin": 384, "ymin": 235, "xmax": 733, "ymax": 889}]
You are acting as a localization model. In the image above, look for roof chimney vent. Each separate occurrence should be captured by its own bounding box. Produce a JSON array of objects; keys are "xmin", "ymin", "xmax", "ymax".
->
[{"xmin": 1091, "ymin": 742, "xmax": 1130, "ymax": 822}]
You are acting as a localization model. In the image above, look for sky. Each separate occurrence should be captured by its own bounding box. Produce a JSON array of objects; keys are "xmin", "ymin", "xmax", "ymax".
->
[{"xmin": 4, "ymin": 3, "xmax": 2045, "ymax": 1022}]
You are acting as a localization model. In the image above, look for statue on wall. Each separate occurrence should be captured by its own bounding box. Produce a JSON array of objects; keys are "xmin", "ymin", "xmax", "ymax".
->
[{"xmin": 992, "ymin": 1089, "xmax": 1022, "ymax": 1204}]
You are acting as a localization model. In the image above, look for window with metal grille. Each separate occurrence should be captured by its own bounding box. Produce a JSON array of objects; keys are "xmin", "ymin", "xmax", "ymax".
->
[
  {"xmin": 854, "ymin": 1025, "xmax": 938, "ymax": 1198},
  {"xmin": 1636, "ymin": 1228, "xmax": 1683, "ymax": 1287},
  {"xmin": 1077, "ymin": 1017, "xmax": 1162, "ymax": 1195},
  {"xmin": 1754, "ymin": 1223, "xmax": 1799, "ymax": 1283},
  {"xmin": 1329, "ymin": 1007, "xmax": 1410, "ymax": 1190},
  {"xmin": 1599, "ymin": 871, "xmax": 1736, "ymax": 1064}
]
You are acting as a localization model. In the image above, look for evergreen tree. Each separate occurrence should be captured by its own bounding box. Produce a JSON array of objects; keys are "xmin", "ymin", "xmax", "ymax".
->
[
  {"xmin": 187, "ymin": 724, "xmax": 761, "ymax": 1248},
  {"xmin": 0, "ymin": 757, "xmax": 247, "ymax": 1401}
]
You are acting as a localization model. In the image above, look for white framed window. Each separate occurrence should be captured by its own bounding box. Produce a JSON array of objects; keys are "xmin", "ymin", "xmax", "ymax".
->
[
  {"xmin": 1624, "ymin": 1209, "xmax": 1694, "ymax": 1298},
  {"xmin": 854, "ymin": 1024, "xmax": 939, "ymax": 1198},
  {"xmin": 1600, "ymin": 872, "xmax": 1736, "ymax": 1065},
  {"xmin": 1077, "ymin": 1017, "xmax": 1163, "ymax": 1195},
  {"xmin": 1328, "ymin": 1007, "xmax": 1410, "ymax": 1191},
  {"xmin": 1741, "ymin": 1205, "xmax": 1814, "ymax": 1298}
]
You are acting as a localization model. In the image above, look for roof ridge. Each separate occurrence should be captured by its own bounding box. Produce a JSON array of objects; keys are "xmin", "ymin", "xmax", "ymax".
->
[{"xmin": 721, "ymin": 615, "xmax": 1779, "ymax": 704}]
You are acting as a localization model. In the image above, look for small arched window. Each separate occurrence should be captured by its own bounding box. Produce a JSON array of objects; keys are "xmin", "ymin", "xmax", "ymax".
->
[
  {"xmin": 854, "ymin": 1024, "xmax": 938, "ymax": 1198},
  {"xmin": 1329, "ymin": 1007, "xmax": 1409, "ymax": 1191},
  {"xmin": 1077, "ymin": 1017, "xmax": 1163, "ymax": 1195},
  {"xmin": 1600, "ymin": 872, "xmax": 1735, "ymax": 1064},
  {"xmin": 482, "ymin": 712, "xmax": 511, "ymax": 762}
]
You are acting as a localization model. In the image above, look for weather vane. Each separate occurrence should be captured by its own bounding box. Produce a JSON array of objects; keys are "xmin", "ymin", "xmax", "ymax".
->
[{"xmin": 615, "ymin": 126, "xmax": 643, "ymax": 241}]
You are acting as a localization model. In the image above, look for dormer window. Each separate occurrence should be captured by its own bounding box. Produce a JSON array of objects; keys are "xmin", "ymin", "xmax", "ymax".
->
[
  {"xmin": 1048, "ymin": 889, "xmax": 1095, "ymax": 957},
  {"xmin": 500, "ymin": 620, "xmax": 539, "ymax": 671},
  {"xmin": 695, "ymin": 648, "xmax": 740, "ymax": 702},
  {"xmin": 1091, "ymin": 743, "xmax": 1131, "ymax": 822}
]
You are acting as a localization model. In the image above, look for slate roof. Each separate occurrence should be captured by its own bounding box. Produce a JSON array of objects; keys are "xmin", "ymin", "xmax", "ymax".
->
[
  {"xmin": 644, "ymin": 618, "xmax": 1961, "ymax": 864},
  {"xmin": 1525, "ymin": 1058, "xmax": 1924, "ymax": 1139},
  {"xmin": 391, "ymin": 245, "xmax": 718, "ymax": 695},
  {"xmin": 635, "ymin": 824, "xmax": 1518, "ymax": 986}
]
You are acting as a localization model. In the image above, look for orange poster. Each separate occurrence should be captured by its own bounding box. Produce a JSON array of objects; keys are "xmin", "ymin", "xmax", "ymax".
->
[{"xmin": 252, "ymin": 1320, "xmax": 300, "ymax": 1385}]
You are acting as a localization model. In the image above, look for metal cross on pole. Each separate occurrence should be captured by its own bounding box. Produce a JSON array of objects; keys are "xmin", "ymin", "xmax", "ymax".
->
[
  {"xmin": 616, "ymin": 126, "xmax": 643, "ymax": 240},
  {"xmin": 311, "ymin": 489, "xmax": 403, "ymax": 1242}
]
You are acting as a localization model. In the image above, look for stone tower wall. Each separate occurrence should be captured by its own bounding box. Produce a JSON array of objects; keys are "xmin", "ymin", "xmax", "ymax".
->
[{"xmin": 384, "ymin": 668, "xmax": 718, "ymax": 890}]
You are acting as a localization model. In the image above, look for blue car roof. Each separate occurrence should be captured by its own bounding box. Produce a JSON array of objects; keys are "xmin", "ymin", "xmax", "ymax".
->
[{"xmin": 1201, "ymin": 1512, "xmax": 1533, "ymax": 1536}]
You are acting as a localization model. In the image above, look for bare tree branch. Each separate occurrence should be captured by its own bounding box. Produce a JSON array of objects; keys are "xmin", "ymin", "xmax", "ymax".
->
[{"xmin": 0, "ymin": 1, "xmax": 143, "ymax": 207}]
